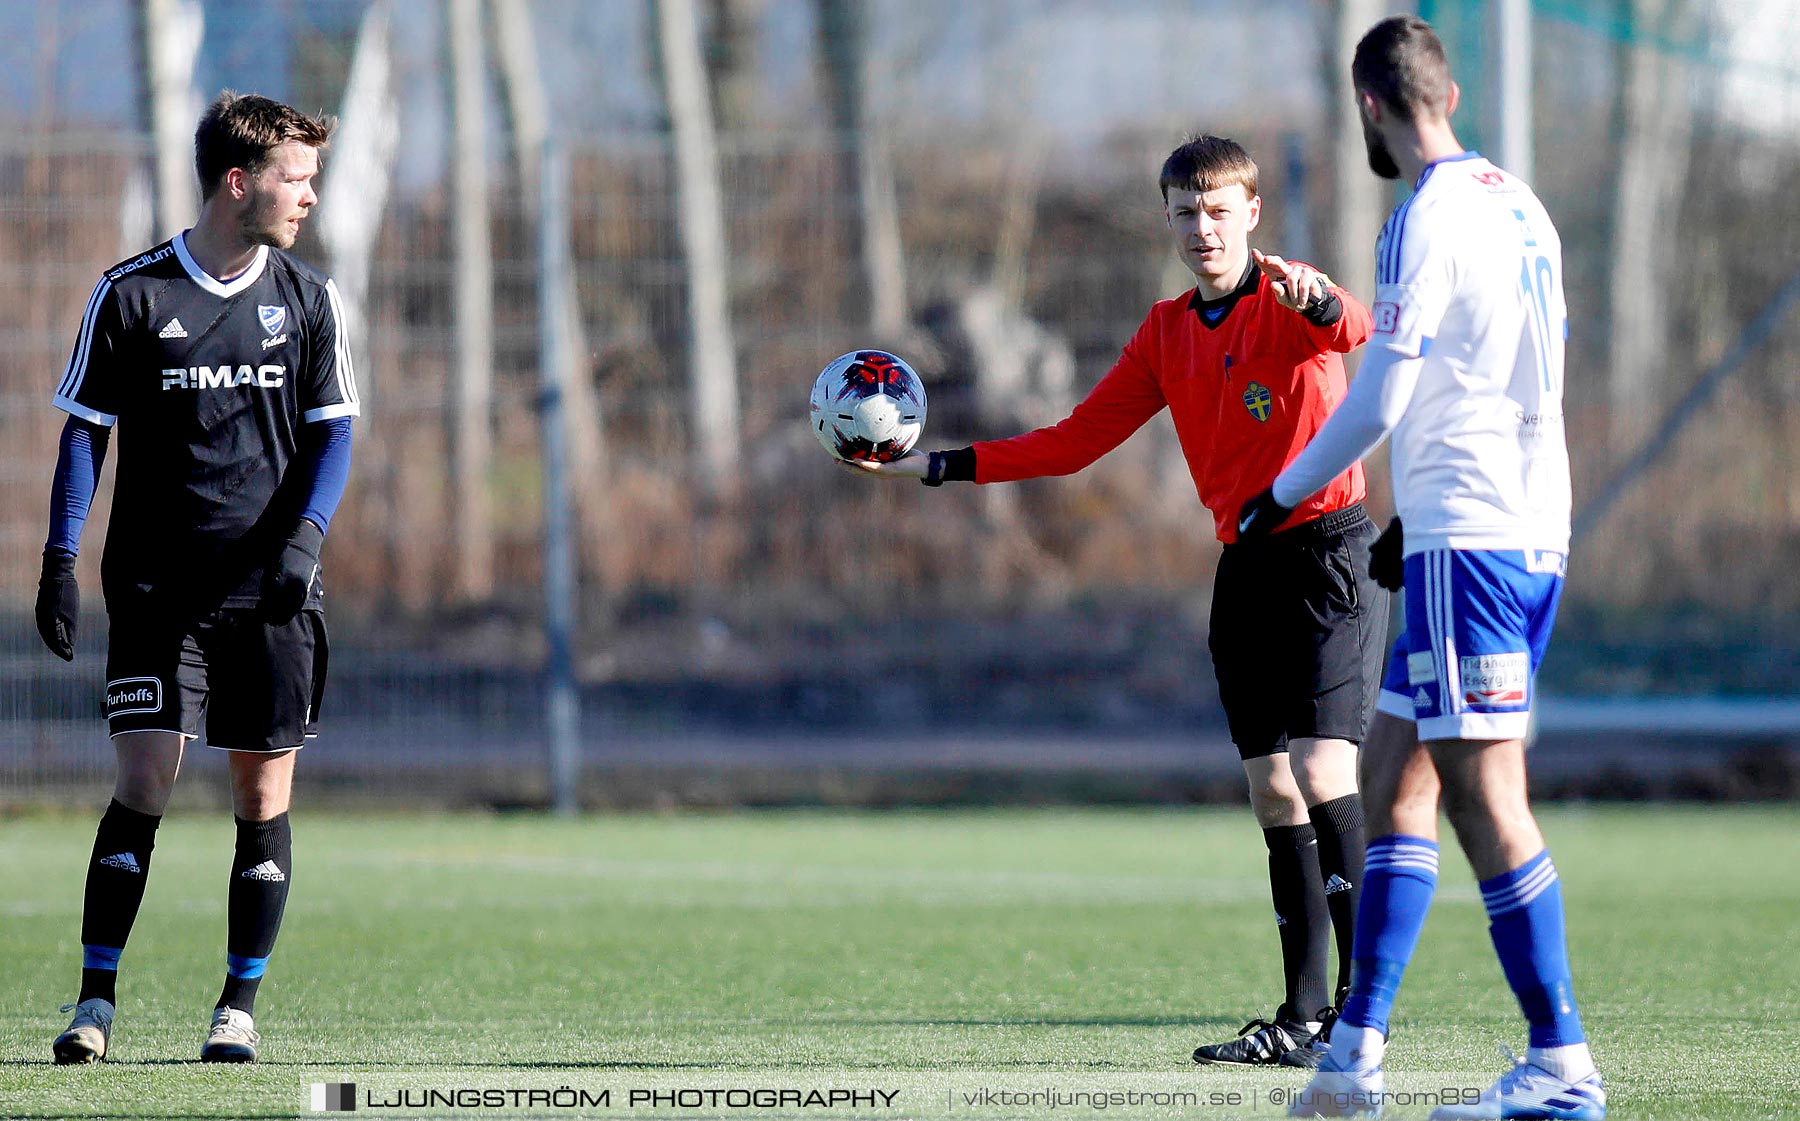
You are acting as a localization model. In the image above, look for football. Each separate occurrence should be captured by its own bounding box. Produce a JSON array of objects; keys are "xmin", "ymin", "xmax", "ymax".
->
[{"xmin": 809, "ymin": 350, "xmax": 928, "ymax": 462}]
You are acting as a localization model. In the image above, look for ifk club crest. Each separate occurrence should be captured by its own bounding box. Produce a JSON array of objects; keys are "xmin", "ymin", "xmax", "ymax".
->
[{"xmin": 1242, "ymin": 381, "xmax": 1272, "ymax": 422}]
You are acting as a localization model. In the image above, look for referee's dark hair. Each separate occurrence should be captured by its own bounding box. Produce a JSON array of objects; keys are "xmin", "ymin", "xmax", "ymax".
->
[
  {"xmin": 1159, "ymin": 135, "xmax": 1259, "ymax": 202},
  {"xmin": 195, "ymin": 92, "xmax": 336, "ymax": 200},
  {"xmin": 1352, "ymin": 15, "xmax": 1454, "ymax": 122}
]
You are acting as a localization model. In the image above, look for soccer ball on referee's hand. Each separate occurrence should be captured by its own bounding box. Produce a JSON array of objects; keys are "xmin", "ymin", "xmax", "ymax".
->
[{"xmin": 809, "ymin": 350, "xmax": 927, "ymax": 463}]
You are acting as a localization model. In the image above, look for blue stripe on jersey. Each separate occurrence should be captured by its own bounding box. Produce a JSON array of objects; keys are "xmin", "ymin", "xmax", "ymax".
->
[
  {"xmin": 1376, "ymin": 211, "xmax": 1398, "ymax": 285},
  {"xmin": 1384, "ymin": 152, "xmax": 1487, "ymax": 284},
  {"xmin": 1386, "ymin": 190, "xmax": 1423, "ymax": 284},
  {"xmin": 1426, "ymin": 149, "xmax": 1484, "ymax": 170}
]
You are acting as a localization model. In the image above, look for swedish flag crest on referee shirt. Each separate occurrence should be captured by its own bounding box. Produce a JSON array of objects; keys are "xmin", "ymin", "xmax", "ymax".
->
[{"xmin": 1242, "ymin": 381, "xmax": 1272, "ymax": 422}]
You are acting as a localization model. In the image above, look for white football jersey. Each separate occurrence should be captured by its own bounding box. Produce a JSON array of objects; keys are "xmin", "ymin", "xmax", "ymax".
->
[{"xmin": 1371, "ymin": 152, "xmax": 1571, "ymax": 555}]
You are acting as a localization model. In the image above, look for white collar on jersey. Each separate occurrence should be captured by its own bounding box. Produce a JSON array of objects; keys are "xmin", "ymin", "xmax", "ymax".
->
[{"xmin": 172, "ymin": 231, "xmax": 269, "ymax": 298}]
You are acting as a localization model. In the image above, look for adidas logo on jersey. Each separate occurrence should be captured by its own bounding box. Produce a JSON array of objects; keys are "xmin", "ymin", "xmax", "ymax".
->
[
  {"xmin": 1413, "ymin": 688, "xmax": 1431, "ymax": 709},
  {"xmin": 240, "ymin": 860, "xmax": 286, "ymax": 882},
  {"xmin": 158, "ymin": 318, "xmax": 188, "ymax": 339},
  {"xmin": 100, "ymin": 852, "xmax": 142, "ymax": 873},
  {"xmin": 1324, "ymin": 874, "xmax": 1352, "ymax": 895}
]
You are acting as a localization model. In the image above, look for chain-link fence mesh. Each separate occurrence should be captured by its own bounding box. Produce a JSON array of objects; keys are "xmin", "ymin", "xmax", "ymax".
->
[{"xmin": 3, "ymin": 0, "xmax": 1798, "ymax": 803}]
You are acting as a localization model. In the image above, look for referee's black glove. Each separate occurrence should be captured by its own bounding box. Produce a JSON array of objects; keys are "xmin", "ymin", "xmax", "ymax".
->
[
  {"xmin": 35, "ymin": 549, "xmax": 79, "ymax": 661},
  {"xmin": 263, "ymin": 519, "xmax": 325, "ymax": 624},
  {"xmin": 1236, "ymin": 486, "xmax": 1292, "ymax": 540},
  {"xmin": 1370, "ymin": 516, "xmax": 1404, "ymax": 592}
]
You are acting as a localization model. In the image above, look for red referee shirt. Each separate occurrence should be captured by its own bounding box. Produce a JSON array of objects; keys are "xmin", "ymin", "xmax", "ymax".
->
[{"xmin": 972, "ymin": 264, "xmax": 1371, "ymax": 543}]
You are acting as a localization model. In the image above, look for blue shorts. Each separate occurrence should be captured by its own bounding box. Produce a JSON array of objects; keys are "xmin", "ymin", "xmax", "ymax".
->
[{"xmin": 1375, "ymin": 548, "xmax": 1565, "ymax": 741}]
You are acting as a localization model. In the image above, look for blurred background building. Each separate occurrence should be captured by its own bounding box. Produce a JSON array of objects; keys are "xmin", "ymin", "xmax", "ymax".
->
[{"xmin": 3, "ymin": 0, "xmax": 1798, "ymax": 806}]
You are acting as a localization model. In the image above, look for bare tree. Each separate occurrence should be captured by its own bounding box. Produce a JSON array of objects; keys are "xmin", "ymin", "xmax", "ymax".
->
[
  {"xmin": 1330, "ymin": 0, "xmax": 1387, "ymax": 367},
  {"xmin": 1608, "ymin": 0, "xmax": 1697, "ymax": 450},
  {"xmin": 320, "ymin": 0, "xmax": 399, "ymax": 418},
  {"xmin": 136, "ymin": 0, "xmax": 203, "ymax": 241},
  {"xmin": 491, "ymin": 0, "xmax": 612, "ymax": 561},
  {"xmin": 814, "ymin": 0, "xmax": 908, "ymax": 339},
  {"xmin": 448, "ymin": 0, "xmax": 495, "ymax": 599},
  {"xmin": 705, "ymin": 0, "xmax": 765, "ymax": 132},
  {"xmin": 318, "ymin": 0, "xmax": 400, "ymax": 605},
  {"xmin": 655, "ymin": 0, "xmax": 741, "ymax": 492}
]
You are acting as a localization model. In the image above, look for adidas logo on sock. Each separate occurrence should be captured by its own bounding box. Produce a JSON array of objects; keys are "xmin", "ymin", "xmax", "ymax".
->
[
  {"xmin": 158, "ymin": 318, "xmax": 188, "ymax": 339},
  {"xmin": 240, "ymin": 860, "xmax": 286, "ymax": 882},
  {"xmin": 1324, "ymin": 874, "xmax": 1352, "ymax": 894},
  {"xmin": 99, "ymin": 852, "xmax": 141, "ymax": 873}
]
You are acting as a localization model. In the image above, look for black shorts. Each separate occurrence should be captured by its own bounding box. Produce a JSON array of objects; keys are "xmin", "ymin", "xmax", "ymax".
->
[
  {"xmin": 104, "ymin": 606, "xmax": 329, "ymax": 752},
  {"xmin": 1209, "ymin": 503, "xmax": 1387, "ymax": 760}
]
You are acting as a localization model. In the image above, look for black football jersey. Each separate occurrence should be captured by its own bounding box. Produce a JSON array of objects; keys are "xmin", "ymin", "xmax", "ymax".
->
[{"xmin": 54, "ymin": 233, "xmax": 359, "ymax": 611}]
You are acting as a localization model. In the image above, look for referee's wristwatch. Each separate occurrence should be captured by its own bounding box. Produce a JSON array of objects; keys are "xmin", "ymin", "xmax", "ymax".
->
[
  {"xmin": 922, "ymin": 451, "xmax": 947, "ymax": 487},
  {"xmin": 920, "ymin": 448, "xmax": 974, "ymax": 487}
]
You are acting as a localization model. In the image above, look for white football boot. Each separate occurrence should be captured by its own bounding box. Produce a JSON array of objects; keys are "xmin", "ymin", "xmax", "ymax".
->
[
  {"xmin": 200, "ymin": 1006, "xmax": 261, "ymax": 1063},
  {"xmin": 52, "ymin": 998, "xmax": 115, "ymax": 1064},
  {"xmin": 1289, "ymin": 1032, "xmax": 1386, "ymax": 1118},
  {"xmin": 1430, "ymin": 1048, "xmax": 1605, "ymax": 1120}
]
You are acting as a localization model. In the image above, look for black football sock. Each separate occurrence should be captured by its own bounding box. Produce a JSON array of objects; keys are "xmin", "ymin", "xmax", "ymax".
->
[
  {"xmin": 1309, "ymin": 793, "xmax": 1367, "ymax": 1003},
  {"xmin": 217, "ymin": 813, "xmax": 292, "ymax": 1015},
  {"xmin": 78, "ymin": 799, "xmax": 163, "ymax": 1005},
  {"xmin": 1264, "ymin": 822, "xmax": 1332, "ymax": 1022}
]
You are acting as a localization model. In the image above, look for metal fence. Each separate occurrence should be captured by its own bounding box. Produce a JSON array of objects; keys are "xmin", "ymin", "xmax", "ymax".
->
[{"xmin": 3, "ymin": 0, "xmax": 1799, "ymax": 804}]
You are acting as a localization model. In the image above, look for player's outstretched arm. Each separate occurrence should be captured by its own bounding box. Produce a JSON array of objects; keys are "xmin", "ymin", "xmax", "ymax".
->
[
  {"xmin": 840, "ymin": 448, "xmax": 977, "ymax": 486},
  {"xmin": 838, "ymin": 323, "xmax": 1163, "ymax": 487},
  {"xmin": 36, "ymin": 416, "xmax": 110, "ymax": 660}
]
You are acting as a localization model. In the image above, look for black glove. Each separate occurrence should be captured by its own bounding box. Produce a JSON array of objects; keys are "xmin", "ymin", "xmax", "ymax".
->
[
  {"xmin": 1369, "ymin": 516, "xmax": 1404, "ymax": 592},
  {"xmin": 262, "ymin": 519, "xmax": 325, "ymax": 624},
  {"xmin": 1236, "ymin": 486, "xmax": 1292, "ymax": 540},
  {"xmin": 35, "ymin": 549, "xmax": 79, "ymax": 661}
]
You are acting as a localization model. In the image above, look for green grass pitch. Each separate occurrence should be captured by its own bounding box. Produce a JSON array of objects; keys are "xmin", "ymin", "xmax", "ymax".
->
[{"xmin": 1, "ymin": 806, "xmax": 1795, "ymax": 1119}]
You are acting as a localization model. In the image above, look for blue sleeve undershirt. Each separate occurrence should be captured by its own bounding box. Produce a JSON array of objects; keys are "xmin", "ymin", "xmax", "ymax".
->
[
  {"xmin": 296, "ymin": 416, "xmax": 355, "ymax": 534},
  {"xmin": 45, "ymin": 416, "xmax": 109, "ymax": 556}
]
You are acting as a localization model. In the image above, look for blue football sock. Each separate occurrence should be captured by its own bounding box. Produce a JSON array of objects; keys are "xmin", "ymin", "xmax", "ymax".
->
[
  {"xmin": 1339, "ymin": 834, "xmax": 1439, "ymax": 1036},
  {"xmin": 1481, "ymin": 849, "xmax": 1585, "ymax": 1048}
]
